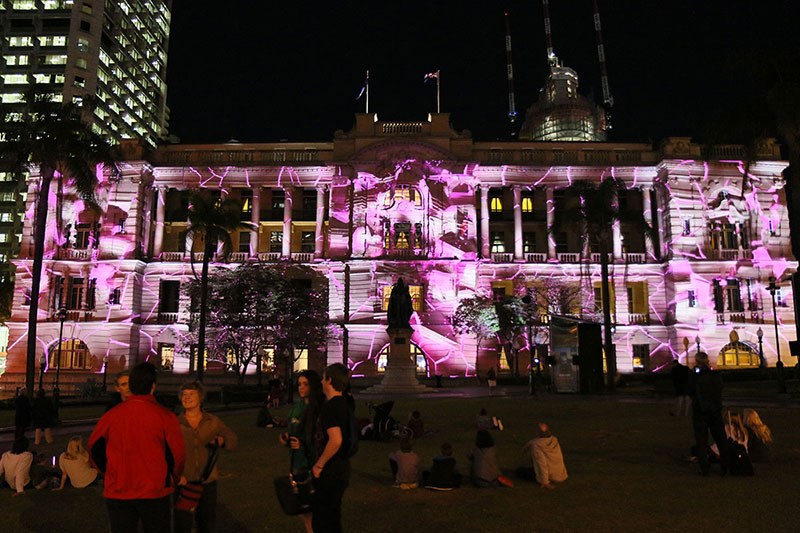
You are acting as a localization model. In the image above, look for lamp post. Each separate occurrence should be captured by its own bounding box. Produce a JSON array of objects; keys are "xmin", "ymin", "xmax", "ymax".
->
[
  {"xmin": 102, "ymin": 355, "xmax": 109, "ymax": 393},
  {"xmin": 38, "ymin": 354, "xmax": 46, "ymax": 391},
  {"xmin": 522, "ymin": 292, "xmax": 536, "ymax": 395},
  {"xmin": 694, "ymin": 335, "xmax": 701, "ymax": 358},
  {"xmin": 756, "ymin": 327, "xmax": 765, "ymax": 369},
  {"xmin": 55, "ymin": 307, "xmax": 67, "ymax": 392},
  {"xmin": 767, "ymin": 277, "xmax": 786, "ymax": 394}
]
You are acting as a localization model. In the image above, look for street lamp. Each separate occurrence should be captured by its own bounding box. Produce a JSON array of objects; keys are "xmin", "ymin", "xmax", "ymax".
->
[
  {"xmin": 756, "ymin": 327, "xmax": 765, "ymax": 369},
  {"xmin": 102, "ymin": 355, "xmax": 109, "ymax": 393},
  {"xmin": 38, "ymin": 354, "xmax": 46, "ymax": 391},
  {"xmin": 767, "ymin": 277, "xmax": 786, "ymax": 394},
  {"xmin": 695, "ymin": 335, "xmax": 701, "ymax": 356},
  {"xmin": 55, "ymin": 306, "xmax": 67, "ymax": 392}
]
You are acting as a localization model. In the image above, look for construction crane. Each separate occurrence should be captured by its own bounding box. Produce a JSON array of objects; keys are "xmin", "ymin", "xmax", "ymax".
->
[
  {"xmin": 592, "ymin": 0, "xmax": 614, "ymax": 128},
  {"xmin": 504, "ymin": 12, "xmax": 517, "ymax": 124}
]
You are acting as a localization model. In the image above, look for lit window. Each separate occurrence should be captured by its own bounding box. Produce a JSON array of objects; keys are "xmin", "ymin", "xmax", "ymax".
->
[
  {"xmin": 9, "ymin": 37, "xmax": 33, "ymax": 47},
  {"xmin": 74, "ymin": 76, "xmax": 86, "ymax": 88},
  {"xmin": 632, "ymin": 344, "xmax": 650, "ymax": 372},
  {"xmin": 293, "ymin": 347, "xmax": 309, "ymax": 372},
  {"xmin": 0, "ymin": 192, "xmax": 15, "ymax": 202},
  {"xmin": 0, "ymin": 234, "xmax": 8, "ymax": 243},
  {"xmin": 158, "ymin": 344, "xmax": 175, "ymax": 371},
  {"xmin": 81, "ymin": 2, "xmax": 92, "ymax": 14},
  {"xmin": 521, "ymin": 196, "xmax": 533, "ymax": 213},
  {"xmin": 718, "ymin": 341, "xmax": 759, "ymax": 368},
  {"xmin": 394, "ymin": 223, "xmax": 411, "ymax": 249},
  {"xmin": 0, "ymin": 213, "xmax": 12, "ymax": 222},
  {"xmin": 12, "ymin": 1, "xmax": 36, "ymax": 9},
  {"xmin": 490, "ymin": 232, "xmax": 505, "ymax": 253},
  {"xmin": 377, "ymin": 342, "xmax": 428, "ymax": 375},
  {"xmin": 2, "ymin": 74, "xmax": 27, "ymax": 85},
  {"xmin": 1, "ymin": 93, "xmax": 24, "ymax": 104},
  {"xmin": 75, "ymin": 57, "xmax": 88, "ymax": 69},
  {"xmin": 4, "ymin": 55, "xmax": 29, "ymax": 66},
  {"xmin": 269, "ymin": 231, "xmax": 282, "ymax": 253},
  {"xmin": 38, "ymin": 36, "xmax": 68, "ymax": 47},
  {"xmin": 49, "ymin": 339, "xmax": 92, "ymax": 370},
  {"xmin": 381, "ymin": 284, "xmax": 424, "ymax": 312},
  {"xmin": 490, "ymin": 196, "xmax": 503, "ymax": 212},
  {"xmin": 77, "ymin": 38, "xmax": 90, "ymax": 52},
  {"xmin": 626, "ymin": 282, "xmax": 649, "ymax": 314},
  {"xmin": 41, "ymin": 55, "xmax": 68, "ymax": 65}
]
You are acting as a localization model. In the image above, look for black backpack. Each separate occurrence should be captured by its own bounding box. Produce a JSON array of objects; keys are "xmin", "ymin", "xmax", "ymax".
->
[
  {"xmin": 727, "ymin": 439, "xmax": 754, "ymax": 476},
  {"xmin": 345, "ymin": 407, "xmax": 359, "ymax": 458}
]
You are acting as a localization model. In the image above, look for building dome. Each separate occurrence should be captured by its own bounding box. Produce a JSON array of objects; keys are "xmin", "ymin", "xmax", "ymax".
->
[{"xmin": 518, "ymin": 56, "xmax": 607, "ymax": 142}]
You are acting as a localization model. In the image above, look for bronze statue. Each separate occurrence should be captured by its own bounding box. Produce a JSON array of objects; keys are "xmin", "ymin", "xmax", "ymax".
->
[{"xmin": 387, "ymin": 278, "xmax": 414, "ymax": 329}]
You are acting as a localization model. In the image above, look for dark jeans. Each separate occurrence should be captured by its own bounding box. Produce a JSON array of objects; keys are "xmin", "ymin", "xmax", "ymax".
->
[
  {"xmin": 312, "ymin": 462, "xmax": 350, "ymax": 533},
  {"xmin": 175, "ymin": 481, "xmax": 217, "ymax": 533},
  {"xmin": 106, "ymin": 495, "xmax": 172, "ymax": 533},
  {"xmin": 692, "ymin": 410, "xmax": 728, "ymax": 475}
]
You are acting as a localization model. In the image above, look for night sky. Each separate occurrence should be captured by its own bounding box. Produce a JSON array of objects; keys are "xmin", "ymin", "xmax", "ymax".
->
[{"xmin": 165, "ymin": 0, "xmax": 799, "ymax": 145}]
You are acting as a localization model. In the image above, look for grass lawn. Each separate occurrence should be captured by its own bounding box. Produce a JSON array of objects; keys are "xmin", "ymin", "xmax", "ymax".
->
[{"xmin": 1, "ymin": 394, "xmax": 799, "ymax": 532}]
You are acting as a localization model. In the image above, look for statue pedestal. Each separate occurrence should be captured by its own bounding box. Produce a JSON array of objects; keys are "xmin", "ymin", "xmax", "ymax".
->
[{"xmin": 364, "ymin": 328, "xmax": 431, "ymax": 394}]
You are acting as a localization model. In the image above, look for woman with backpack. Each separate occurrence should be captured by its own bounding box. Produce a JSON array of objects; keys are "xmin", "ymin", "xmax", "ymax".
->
[{"xmin": 279, "ymin": 370, "xmax": 324, "ymax": 533}]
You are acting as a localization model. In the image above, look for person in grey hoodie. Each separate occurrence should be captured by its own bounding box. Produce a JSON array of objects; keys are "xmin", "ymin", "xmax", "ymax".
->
[{"xmin": 522, "ymin": 423, "xmax": 567, "ymax": 489}]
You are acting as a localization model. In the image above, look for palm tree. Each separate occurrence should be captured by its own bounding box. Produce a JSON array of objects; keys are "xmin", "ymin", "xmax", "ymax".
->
[
  {"xmin": 0, "ymin": 90, "xmax": 118, "ymax": 395},
  {"xmin": 186, "ymin": 191, "xmax": 253, "ymax": 382},
  {"xmin": 558, "ymin": 178, "xmax": 653, "ymax": 391}
]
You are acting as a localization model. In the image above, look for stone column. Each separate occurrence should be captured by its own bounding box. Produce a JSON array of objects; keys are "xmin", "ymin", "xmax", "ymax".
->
[
  {"xmin": 513, "ymin": 186, "xmax": 523, "ymax": 261},
  {"xmin": 217, "ymin": 189, "xmax": 228, "ymax": 257},
  {"xmin": 250, "ymin": 187, "xmax": 260, "ymax": 257},
  {"xmin": 153, "ymin": 186, "xmax": 166, "ymax": 258},
  {"xmin": 612, "ymin": 221, "xmax": 622, "ymax": 261},
  {"xmin": 314, "ymin": 186, "xmax": 326, "ymax": 259},
  {"xmin": 642, "ymin": 187, "xmax": 654, "ymax": 258},
  {"xmin": 546, "ymin": 186, "xmax": 556, "ymax": 259},
  {"xmin": 282, "ymin": 186, "xmax": 293, "ymax": 258},
  {"xmin": 480, "ymin": 185, "xmax": 490, "ymax": 259}
]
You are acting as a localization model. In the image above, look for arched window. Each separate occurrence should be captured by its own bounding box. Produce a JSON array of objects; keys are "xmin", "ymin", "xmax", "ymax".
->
[
  {"xmin": 376, "ymin": 342, "xmax": 429, "ymax": 376},
  {"xmin": 717, "ymin": 341, "xmax": 760, "ymax": 368},
  {"xmin": 48, "ymin": 339, "xmax": 92, "ymax": 370}
]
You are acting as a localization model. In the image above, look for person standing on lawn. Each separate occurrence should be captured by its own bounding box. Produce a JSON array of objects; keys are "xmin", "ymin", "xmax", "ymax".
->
[
  {"xmin": 688, "ymin": 351, "xmax": 728, "ymax": 476},
  {"xmin": 670, "ymin": 358, "xmax": 691, "ymax": 417},
  {"xmin": 14, "ymin": 386, "xmax": 31, "ymax": 441},
  {"xmin": 32, "ymin": 388, "xmax": 57, "ymax": 445},
  {"xmin": 175, "ymin": 380, "xmax": 238, "ymax": 533},
  {"xmin": 280, "ymin": 370, "xmax": 324, "ymax": 533},
  {"xmin": 89, "ymin": 362, "xmax": 185, "ymax": 533},
  {"xmin": 312, "ymin": 363, "xmax": 353, "ymax": 533},
  {"xmin": 105, "ymin": 371, "xmax": 131, "ymax": 413}
]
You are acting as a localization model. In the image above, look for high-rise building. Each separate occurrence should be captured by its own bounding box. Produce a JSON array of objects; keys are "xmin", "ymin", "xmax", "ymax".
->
[{"xmin": 0, "ymin": 0, "xmax": 172, "ymax": 274}]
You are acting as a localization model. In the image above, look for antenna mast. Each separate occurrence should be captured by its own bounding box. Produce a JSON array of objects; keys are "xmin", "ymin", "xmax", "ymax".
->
[
  {"xmin": 592, "ymin": 0, "xmax": 614, "ymax": 128},
  {"xmin": 542, "ymin": 0, "xmax": 554, "ymax": 63},
  {"xmin": 504, "ymin": 12, "xmax": 517, "ymax": 124}
]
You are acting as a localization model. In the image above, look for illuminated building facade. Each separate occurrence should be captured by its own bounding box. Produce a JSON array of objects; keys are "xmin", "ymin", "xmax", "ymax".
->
[{"xmin": 1, "ymin": 114, "xmax": 796, "ymax": 390}]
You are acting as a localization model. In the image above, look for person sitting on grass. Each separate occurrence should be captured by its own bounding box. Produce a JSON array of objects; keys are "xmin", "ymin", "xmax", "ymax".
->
[
  {"xmin": 476, "ymin": 408, "xmax": 504, "ymax": 431},
  {"xmin": 742, "ymin": 408, "xmax": 773, "ymax": 462},
  {"xmin": 389, "ymin": 438, "xmax": 419, "ymax": 489},
  {"xmin": 422, "ymin": 442, "xmax": 462, "ymax": 490},
  {"xmin": 0, "ymin": 436, "xmax": 33, "ymax": 495},
  {"xmin": 30, "ymin": 453, "xmax": 61, "ymax": 490},
  {"xmin": 467, "ymin": 430, "xmax": 502, "ymax": 488},
  {"xmin": 54, "ymin": 436, "xmax": 99, "ymax": 490},
  {"xmin": 407, "ymin": 410, "xmax": 424, "ymax": 439},
  {"xmin": 520, "ymin": 423, "xmax": 568, "ymax": 489}
]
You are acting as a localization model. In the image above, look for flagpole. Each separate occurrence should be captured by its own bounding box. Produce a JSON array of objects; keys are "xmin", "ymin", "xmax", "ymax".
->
[
  {"xmin": 365, "ymin": 70, "xmax": 369, "ymax": 114},
  {"xmin": 436, "ymin": 69, "xmax": 440, "ymax": 114}
]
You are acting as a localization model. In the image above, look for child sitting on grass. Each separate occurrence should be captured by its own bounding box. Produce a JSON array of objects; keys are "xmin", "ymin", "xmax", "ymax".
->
[
  {"xmin": 422, "ymin": 442, "xmax": 462, "ymax": 490},
  {"xmin": 389, "ymin": 438, "xmax": 419, "ymax": 489}
]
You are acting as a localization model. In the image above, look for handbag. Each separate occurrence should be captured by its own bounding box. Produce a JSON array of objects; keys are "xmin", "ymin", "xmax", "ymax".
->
[
  {"xmin": 274, "ymin": 452, "xmax": 314, "ymax": 516},
  {"xmin": 175, "ymin": 443, "xmax": 220, "ymax": 513}
]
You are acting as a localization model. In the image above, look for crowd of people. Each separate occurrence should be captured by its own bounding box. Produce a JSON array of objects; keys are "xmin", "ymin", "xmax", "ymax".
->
[{"xmin": 0, "ymin": 351, "xmax": 781, "ymax": 532}]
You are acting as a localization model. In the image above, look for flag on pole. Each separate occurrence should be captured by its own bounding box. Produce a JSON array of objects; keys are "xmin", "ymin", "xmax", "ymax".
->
[
  {"xmin": 356, "ymin": 71, "xmax": 369, "ymax": 100},
  {"xmin": 423, "ymin": 71, "xmax": 439, "ymax": 83}
]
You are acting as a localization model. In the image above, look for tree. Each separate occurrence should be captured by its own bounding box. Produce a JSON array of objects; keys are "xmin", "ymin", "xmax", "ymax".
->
[
  {"xmin": 452, "ymin": 292, "xmax": 527, "ymax": 375},
  {"xmin": 185, "ymin": 191, "xmax": 253, "ymax": 382},
  {"xmin": 558, "ymin": 179, "xmax": 653, "ymax": 391},
  {"xmin": 0, "ymin": 90, "xmax": 118, "ymax": 394},
  {"xmin": 522, "ymin": 277, "xmax": 585, "ymax": 345}
]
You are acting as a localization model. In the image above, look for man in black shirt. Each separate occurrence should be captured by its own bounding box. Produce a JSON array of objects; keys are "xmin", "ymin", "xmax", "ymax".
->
[
  {"xmin": 312, "ymin": 363, "xmax": 352, "ymax": 533},
  {"xmin": 688, "ymin": 352, "xmax": 727, "ymax": 475}
]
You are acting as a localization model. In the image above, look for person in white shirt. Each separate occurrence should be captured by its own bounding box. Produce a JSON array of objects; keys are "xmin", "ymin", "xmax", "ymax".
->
[
  {"xmin": 0, "ymin": 436, "xmax": 34, "ymax": 495},
  {"xmin": 55, "ymin": 436, "xmax": 99, "ymax": 490},
  {"xmin": 522, "ymin": 423, "xmax": 568, "ymax": 489}
]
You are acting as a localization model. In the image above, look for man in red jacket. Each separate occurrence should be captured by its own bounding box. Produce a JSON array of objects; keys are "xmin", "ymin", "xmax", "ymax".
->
[{"xmin": 89, "ymin": 362, "xmax": 185, "ymax": 533}]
